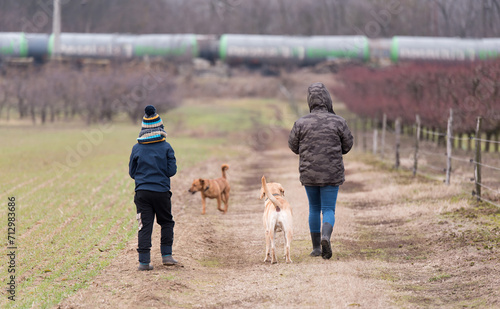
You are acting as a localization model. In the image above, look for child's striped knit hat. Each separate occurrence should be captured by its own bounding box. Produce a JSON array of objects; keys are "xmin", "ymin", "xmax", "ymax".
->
[{"xmin": 137, "ymin": 105, "xmax": 167, "ymax": 144}]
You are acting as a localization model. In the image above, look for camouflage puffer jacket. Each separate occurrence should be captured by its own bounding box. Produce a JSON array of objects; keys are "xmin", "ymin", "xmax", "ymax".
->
[{"xmin": 288, "ymin": 83, "xmax": 354, "ymax": 186}]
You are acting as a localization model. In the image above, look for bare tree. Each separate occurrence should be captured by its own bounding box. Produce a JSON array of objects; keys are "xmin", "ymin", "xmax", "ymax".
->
[{"xmin": 1, "ymin": 0, "xmax": 499, "ymax": 37}]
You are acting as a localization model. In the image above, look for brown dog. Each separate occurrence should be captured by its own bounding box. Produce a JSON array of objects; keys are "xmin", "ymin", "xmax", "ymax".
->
[
  {"xmin": 188, "ymin": 164, "xmax": 230, "ymax": 215},
  {"xmin": 260, "ymin": 175, "xmax": 293, "ymax": 264}
]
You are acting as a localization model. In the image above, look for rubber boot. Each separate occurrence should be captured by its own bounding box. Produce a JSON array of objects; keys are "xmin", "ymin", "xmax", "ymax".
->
[
  {"xmin": 321, "ymin": 222, "xmax": 333, "ymax": 260},
  {"xmin": 160, "ymin": 244, "xmax": 178, "ymax": 265},
  {"xmin": 138, "ymin": 252, "xmax": 153, "ymax": 271},
  {"xmin": 162, "ymin": 255, "xmax": 178, "ymax": 266},
  {"xmin": 138, "ymin": 263, "xmax": 154, "ymax": 271},
  {"xmin": 310, "ymin": 232, "xmax": 322, "ymax": 256}
]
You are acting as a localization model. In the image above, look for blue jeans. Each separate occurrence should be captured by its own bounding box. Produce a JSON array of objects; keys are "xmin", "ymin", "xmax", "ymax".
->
[{"xmin": 304, "ymin": 185, "xmax": 339, "ymax": 233}]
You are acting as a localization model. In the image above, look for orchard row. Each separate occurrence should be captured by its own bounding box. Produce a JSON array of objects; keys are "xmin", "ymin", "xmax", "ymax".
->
[{"xmin": 334, "ymin": 60, "xmax": 500, "ymax": 137}]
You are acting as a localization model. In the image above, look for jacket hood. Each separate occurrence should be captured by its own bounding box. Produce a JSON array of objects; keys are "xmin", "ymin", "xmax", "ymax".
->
[{"xmin": 307, "ymin": 82, "xmax": 335, "ymax": 114}]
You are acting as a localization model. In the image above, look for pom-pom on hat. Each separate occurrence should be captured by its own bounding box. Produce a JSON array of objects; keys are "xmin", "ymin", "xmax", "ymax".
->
[
  {"xmin": 145, "ymin": 105, "xmax": 156, "ymax": 117},
  {"xmin": 137, "ymin": 105, "xmax": 168, "ymax": 144}
]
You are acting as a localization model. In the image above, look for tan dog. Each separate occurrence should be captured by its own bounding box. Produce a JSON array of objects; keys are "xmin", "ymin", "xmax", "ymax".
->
[
  {"xmin": 260, "ymin": 175, "xmax": 293, "ymax": 264},
  {"xmin": 188, "ymin": 164, "xmax": 230, "ymax": 214}
]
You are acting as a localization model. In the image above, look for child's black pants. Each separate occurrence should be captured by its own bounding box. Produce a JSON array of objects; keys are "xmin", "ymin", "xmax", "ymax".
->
[{"xmin": 134, "ymin": 190, "xmax": 174, "ymax": 258}]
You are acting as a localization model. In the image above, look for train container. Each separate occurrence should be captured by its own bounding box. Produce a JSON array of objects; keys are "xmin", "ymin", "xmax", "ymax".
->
[
  {"xmin": 477, "ymin": 39, "xmax": 500, "ymax": 60},
  {"xmin": 391, "ymin": 36, "xmax": 500, "ymax": 62},
  {"xmin": 48, "ymin": 33, "xmax": 198, "ymax": 61},
  {"xmin": 0, "ymin": 32, "xmax": 28, "ymax": 58},
  {"xmin": 3, "ymin": 32, "xmax": 500, "ymax": 65},
  {"xmin": 219, "ymin": 34, "xmax": 307, "ymax": 66},
  {"xmin": 48, "ymin": 33, "xmax": 132, "ymax": 58},
  {"xmin": 130, "ymin": 34, "xmax": 198, "ymax": 61},
  {"xmin": 26, "ymin": 33, "xmax": 49, "ymax": 61},
  {"xmin": 196, "ymin": 35, "xmax": 219, "ymax": 63},
  {"xmin": 304, "ymin": 36, "xmax": 369, "ymax": 64}
]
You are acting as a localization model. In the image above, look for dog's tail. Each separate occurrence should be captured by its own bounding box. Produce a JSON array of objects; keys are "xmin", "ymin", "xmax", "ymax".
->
[
  {"xmin": 221, "ymin": 164, "xmax": 229, "ymax": 179},
  {"xmin": 261, "ymin": 175, "xmax": 282, "ymax": 210}
]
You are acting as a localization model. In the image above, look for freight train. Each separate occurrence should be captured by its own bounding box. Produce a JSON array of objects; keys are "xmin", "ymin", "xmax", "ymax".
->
[{"xmin": 1, "ymin": 32, "xmax": 499, "ymax": 65}]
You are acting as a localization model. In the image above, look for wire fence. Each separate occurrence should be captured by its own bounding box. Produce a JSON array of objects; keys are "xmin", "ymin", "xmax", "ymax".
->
[
  {"xmin": 420, "ymin": 128, "xmax": 447, "ymax": 137},
  {"xmin": 474, "ymin": 138, "xmax": 500, "ymax": 144},
  {"xmin": 351, "ymin": 113, "xmax": 500, "ymax": 209}
]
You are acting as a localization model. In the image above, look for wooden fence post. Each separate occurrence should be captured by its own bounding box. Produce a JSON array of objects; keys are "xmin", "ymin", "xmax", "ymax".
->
[
  {"xmin": 413, "ymin": 115, "xmax": 421, "ymax": 176},
  {"xmin": 381, "ymin": 113, "xmax": 387, "ymax": 159},
  {"xmin": 474, "ymin": 117, "xmax": 482, "ymax": 201},
  {"xmin": 373, "ymin": 129, "xmax": 378, "ymax": 155},
  {"xmin": 445, "ymin": 109, "xmax": 453, "ymax": 185},
  {"xmin": 395, "ymin": 117, "xmax": 401, "ymax": 169}
]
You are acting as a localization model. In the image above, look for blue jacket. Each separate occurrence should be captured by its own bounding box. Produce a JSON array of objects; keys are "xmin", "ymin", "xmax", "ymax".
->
[{"xmin": 129, "ymin": 141, "xmax": 177, "ymax": 192}]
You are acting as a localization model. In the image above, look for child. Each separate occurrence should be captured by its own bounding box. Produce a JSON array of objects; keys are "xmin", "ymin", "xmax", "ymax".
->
[{"xmin": 129, "ymin": 105, "xmax": 178, "ymax": 270}]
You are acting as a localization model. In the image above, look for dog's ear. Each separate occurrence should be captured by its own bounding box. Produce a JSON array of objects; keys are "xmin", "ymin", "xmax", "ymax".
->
[
  {"xmin": 279, "ymin": 184, "xmax": 285, "ymax": 196},
  {"xmin": 259, "ymin": 187, "xmax": 265, "ymax": 200},
  {"xmin": 199, "ymin": 179, "xmax": 205, "ymax": 187}
]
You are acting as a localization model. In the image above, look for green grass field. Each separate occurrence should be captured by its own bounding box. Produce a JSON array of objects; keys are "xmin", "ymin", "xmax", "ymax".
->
[{"xmin": 0, "ymin": 98, "xmax": 293, "ymax": 308}]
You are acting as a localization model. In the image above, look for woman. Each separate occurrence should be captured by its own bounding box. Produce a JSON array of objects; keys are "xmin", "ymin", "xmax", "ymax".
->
[{"xmin": 288, "ymin": 82, "xmax": 353, "ymax": 259}]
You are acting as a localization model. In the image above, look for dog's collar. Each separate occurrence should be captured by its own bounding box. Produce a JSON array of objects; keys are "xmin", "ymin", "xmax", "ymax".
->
[{"xmin": 204, "ymin": 185, "xmax": 210, "ymax": 192}]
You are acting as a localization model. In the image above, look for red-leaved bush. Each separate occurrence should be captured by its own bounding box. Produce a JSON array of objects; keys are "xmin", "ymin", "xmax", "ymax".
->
[{"xmin": 333, "ymin": 60, "xmax": 500, "ymax": 135}]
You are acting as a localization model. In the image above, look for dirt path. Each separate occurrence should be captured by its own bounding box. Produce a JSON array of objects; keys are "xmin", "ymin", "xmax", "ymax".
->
[{"xmin": 57, "ymin": 142, "xmax": 500, "ymax": 308}]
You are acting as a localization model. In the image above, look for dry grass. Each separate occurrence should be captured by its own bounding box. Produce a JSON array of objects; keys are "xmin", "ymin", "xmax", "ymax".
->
[
  {"xmin": 340, "ymin": 151, "xmax": 500, "ymax": 308},
  {"xmin": 353, "ymin": 128, "xmax": 500, "ymax": 206}
]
